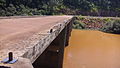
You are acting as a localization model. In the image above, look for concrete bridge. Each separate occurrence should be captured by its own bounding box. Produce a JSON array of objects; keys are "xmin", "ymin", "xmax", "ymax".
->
[{"xmin": 0, "ymin": 16, "xmax": 74, "ymax": 68}]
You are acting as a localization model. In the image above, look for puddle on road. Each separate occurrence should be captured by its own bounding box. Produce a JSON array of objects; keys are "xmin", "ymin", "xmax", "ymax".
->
[{"xmin": 63, "ymin": 29, "xmax": 120, "ymax": 68}]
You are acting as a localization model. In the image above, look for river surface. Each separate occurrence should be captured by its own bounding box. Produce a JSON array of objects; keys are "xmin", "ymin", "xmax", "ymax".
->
[{"xmin": 63, "ymin": 29, "xmax": 120, "ymax": 68}]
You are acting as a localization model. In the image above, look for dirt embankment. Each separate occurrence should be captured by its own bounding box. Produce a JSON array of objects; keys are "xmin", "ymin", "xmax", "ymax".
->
[{"xmin": 73, "ymin": 16, "xmax": 120, "ymax": 30}]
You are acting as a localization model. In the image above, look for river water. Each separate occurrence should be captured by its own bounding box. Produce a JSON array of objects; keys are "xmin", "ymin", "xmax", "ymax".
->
[{"xmin": 63, "ymin": 29, "xmax": 120, "ymax": 68}]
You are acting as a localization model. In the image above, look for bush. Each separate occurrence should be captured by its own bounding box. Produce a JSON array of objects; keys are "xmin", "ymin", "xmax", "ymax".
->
[
  {"xmin": 101, "ymin": 20, "xmax": 120, "ymax": 34},
  {"xmin": 73, "ymin": 20, "xmax": 86, "ymax": 29}
]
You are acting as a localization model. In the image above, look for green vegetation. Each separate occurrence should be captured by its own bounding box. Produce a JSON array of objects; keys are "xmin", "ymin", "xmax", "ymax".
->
[
  {"xmin": 73, "ymin": 16, "xmax": 120, "ymax": 34},
  {"xmin": 73, "ymin": 20, "xmax": 86, "ymax": 29},
  {"xmin": 73, "ymin": 16, "xmax": 108, "ymax": 30},
  {"xmin": 102, "ymin": 20, "xmax": 120, "ymax": 34},
  {"xmin": 0, "ymin": 0, "xmax": 120, "ymax": 16}
]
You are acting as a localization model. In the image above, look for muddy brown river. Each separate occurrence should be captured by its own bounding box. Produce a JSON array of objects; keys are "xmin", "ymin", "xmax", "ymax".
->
[{"xmin": 63, "ymin": 29, "xmax": 120, "ymax": 68}]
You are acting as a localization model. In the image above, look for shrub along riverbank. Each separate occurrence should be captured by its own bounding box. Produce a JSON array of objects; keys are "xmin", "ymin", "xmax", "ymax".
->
[{"xmin": 73, "ymin": 16, "xmax": 120, "ymax": 34}]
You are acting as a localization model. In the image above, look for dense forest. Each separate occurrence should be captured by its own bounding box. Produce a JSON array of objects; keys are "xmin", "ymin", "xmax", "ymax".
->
[{"xmin": 0, "ymin": 0, "xmax": 120, "ymax": 16}]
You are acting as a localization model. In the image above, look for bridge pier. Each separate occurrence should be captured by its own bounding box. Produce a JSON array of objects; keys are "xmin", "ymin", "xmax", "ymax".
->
[{"xmin": 65, "ymin": 19, "xmax": 73, "ymax": 46}]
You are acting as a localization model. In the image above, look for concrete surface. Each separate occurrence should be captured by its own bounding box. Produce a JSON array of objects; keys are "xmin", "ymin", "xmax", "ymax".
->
[{"xmin": 0, "ymin": 16, "xmax": 73, "ymax": 68}]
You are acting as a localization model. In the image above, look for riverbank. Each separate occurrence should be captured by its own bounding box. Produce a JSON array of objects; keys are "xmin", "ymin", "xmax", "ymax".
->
[
  {"xmin": 63, "ymin": 29, "xmax": 120, "ymax": 68},
  {"xmin": 73, "ymin": 16, "xmax": 120, "ymax": 34}
]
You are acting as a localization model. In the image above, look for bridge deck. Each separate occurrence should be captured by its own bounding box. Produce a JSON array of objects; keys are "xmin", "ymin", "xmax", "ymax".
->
[{"xmin": 0, "ymin": 16, "xmax": 73, "ymax": 64}]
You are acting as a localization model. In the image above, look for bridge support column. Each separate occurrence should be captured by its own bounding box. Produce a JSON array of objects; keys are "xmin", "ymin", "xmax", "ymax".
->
[
  {"xmin": 65, "ymin": 20, "xmax": 73, "ymax": 46},
  {"xmin": 33, "ymin": 26, "xmax": 67, "ymax": 68}
]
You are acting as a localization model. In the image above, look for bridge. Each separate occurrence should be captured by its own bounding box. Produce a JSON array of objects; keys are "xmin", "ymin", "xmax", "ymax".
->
[{"xmin": 0, "ymin": 16, "xmax": 74, "ymax": 68}]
